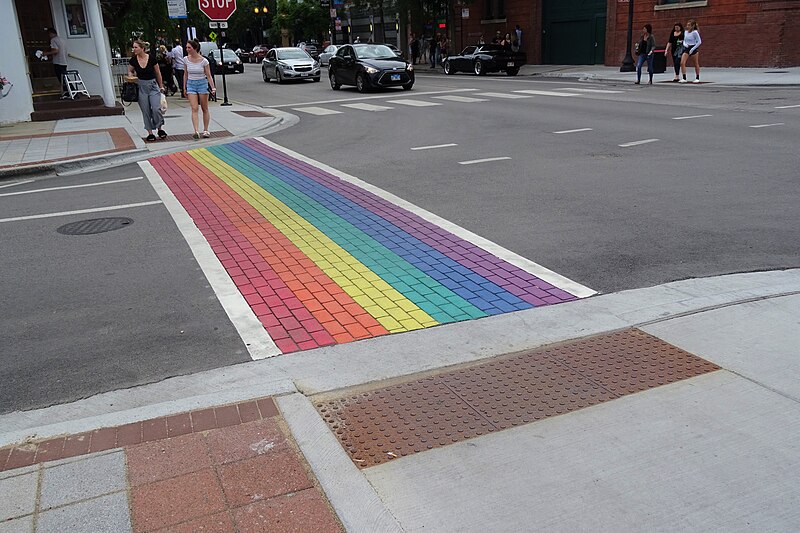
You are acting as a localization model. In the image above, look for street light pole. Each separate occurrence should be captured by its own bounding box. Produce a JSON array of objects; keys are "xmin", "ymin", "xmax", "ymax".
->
[{"xmin": 620, "ymin": 0, "xmax": 634, "ymax": 72}]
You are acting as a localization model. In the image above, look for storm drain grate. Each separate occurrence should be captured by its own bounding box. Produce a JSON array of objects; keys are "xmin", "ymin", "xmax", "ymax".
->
[
  {"xmin": 316, "ymin": 329, "xmax": 720, "ymax": 468},
  {"xmin": 232, "ymin": 110, "xmax": 272, "ymax": 117},
  {"xmin": 57, "ymin": 217, "xmax": 133, "ymax": 235}
]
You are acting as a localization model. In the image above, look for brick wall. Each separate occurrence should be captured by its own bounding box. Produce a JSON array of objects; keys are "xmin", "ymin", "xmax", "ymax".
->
[{"xmin": 609, "ymin": 0, "xmax": 800, "ymax": 67}]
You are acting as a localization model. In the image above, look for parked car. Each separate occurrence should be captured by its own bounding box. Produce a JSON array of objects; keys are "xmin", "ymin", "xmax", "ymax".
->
[
  {"xmin": 329, "ymin": 43, "xmax": 413, "ymax": 93},
  {"xmin": 208, "ymin": 48, "xmax": 244, "ymax": 74},
  {"xmin": 262, "ymin": 47, "xmax": 320, "ymax": 83},
  {"xmin": 443, "ymin": 44, "xmax": 526, "ymax": 76},
  {"xmin": 251, "ymin": 44, "xmax": 270, "ymax": 63},
  {"xmin": 381, "ymin": 43, "xmax": 403, "ymax": 58},
  {"xmin": 318, "ymin": 44, "xmax": 340, "ymax": 66}
]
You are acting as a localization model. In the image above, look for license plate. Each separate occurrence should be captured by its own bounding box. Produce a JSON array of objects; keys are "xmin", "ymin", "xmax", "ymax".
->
[
  {"xmin": 391, "ymin": 74, "xmax": 401, "ymax": 81},
  {"xmin": 301, "ymin": 72, "xmax": 309, "ymax": 76},
  {"xmin": 507, "ymin": 62, "xmax": 515, "ymax": 67}
]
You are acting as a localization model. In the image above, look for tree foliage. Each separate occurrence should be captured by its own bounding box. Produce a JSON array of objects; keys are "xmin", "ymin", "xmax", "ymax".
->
[{"xmin": 271, "ymin": 0, "xmax": 329, "ymax": 44}]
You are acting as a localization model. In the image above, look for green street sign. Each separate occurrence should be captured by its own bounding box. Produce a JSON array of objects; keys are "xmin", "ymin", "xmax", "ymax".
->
[{"xmin": 209, "ymin": 31, "xmax": 218, "ymax": 41}]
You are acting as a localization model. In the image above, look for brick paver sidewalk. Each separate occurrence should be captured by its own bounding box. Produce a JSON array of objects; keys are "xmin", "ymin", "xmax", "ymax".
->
[{"xmin": 0, "ymin": 398, "xmax": 343, "ymax": 532}]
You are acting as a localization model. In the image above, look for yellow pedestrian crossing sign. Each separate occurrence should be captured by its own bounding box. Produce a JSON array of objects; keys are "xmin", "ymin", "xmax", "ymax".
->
[{"xmin": 209, "ymin": 31, "xmax": 218, "ymax": 41}]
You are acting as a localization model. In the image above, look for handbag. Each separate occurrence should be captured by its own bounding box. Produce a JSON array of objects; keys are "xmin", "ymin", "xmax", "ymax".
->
[
  {"xmin": 159, "ymin": 93, "xmax": 168, "ymax": 114},
  {"xmin": 121, "ymin": 78, "xmax": 138, "ymax": 103}
]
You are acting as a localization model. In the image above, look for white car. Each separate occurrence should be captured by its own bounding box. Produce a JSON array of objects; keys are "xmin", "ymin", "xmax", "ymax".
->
[
  {"xmin": 261, "ymin": 47, "xmax": 320, "ymax": 83},
  {"xmin": 318, "ymin": 45, "xmax": 340, "ymax": 66}
]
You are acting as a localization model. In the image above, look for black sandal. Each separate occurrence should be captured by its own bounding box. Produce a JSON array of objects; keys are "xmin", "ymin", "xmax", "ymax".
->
[
  {"xmin": 157, "ymin": 129, "xmax": 167, "ymax": 139},
  {"xmin": 146, "ymin": 134, "xmax": 156, "ymax": 142}
]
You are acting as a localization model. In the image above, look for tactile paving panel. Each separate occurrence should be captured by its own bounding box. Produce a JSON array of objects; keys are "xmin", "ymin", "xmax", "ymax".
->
[{"xmin": 316, "ymin": 329, "xmax": 720, "ymax": 468}]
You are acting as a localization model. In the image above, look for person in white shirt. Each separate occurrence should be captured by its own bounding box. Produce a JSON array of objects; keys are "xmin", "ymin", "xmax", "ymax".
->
[
  {"xmin": 183, "ymin": 39, "xmax": 216, "ymax": 139},
  {"xmin": 171, "ymin": 39, "xmax": 186, "ymax": 97},
  {"xmin": 43, "ymin": 28, "xmax": 68, "ymax": 90},
  {"xmin": 680, "ymin": 19, "xmax": 702, "ymax": 83}
]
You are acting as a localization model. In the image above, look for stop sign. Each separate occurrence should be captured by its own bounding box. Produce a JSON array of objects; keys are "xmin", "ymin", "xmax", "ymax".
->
[{"xmin": 198, "ymin": 0, "xmax": 236, "ymax": 21}]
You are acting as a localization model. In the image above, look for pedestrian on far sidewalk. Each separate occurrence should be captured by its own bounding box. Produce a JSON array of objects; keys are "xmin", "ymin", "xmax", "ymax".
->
[
  {"xmin": 184, "ymin": 39, "xmax": 217, "ymax": 140},
  {"xmin": 157, "ymin": 45, "xmax": 176, "ymax": 95},
  {"xmin": 635, "ymin": 24, "xmax": 656, "ymax": 85},
  {"xmin": 680, "ymin": 19, "xmax": 702, "ymax": 83},
  {"xmin": 430, "ymin": 35, "xmax": 439, "ymax": 68},
  {"xmin": 171, "ymin": 39, "xmax": 186, "ymax": 98},
  {"xmin": 128, "ymin": 40, "xmax": 167, "ymax": 142},
  {"xmin": 664, "ymin": 22, "xmax": 685, "ymax": 82},
  {"xmin": 410, "ymin": 34, "xmax": 420, "ymax": 64}
]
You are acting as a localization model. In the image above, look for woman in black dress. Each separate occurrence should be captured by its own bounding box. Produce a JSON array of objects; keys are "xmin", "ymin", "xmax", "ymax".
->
[
  {"xmin": 128, "ymin": 40, "xmax": 167, "ymax": 142},
  {"xmin": 664, "ymin": 22, "xmax": 685, "ymax": 82}
]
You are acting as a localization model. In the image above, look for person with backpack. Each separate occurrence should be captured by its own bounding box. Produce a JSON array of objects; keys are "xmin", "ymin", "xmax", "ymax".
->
[{"xmin": 635, "ymin": 24, "xmax": 656, "ymax": 85}]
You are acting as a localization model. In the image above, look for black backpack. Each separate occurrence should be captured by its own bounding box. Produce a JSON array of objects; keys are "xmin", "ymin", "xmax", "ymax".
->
[{"xmin": 121, "ymin": 81, "xmax": 138, "ymax": 103}]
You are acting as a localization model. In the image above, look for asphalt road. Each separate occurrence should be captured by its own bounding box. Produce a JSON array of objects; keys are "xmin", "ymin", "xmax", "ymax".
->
[{"xmin": 1, "ymin": 65, "xmax": 797, "ymax": 412}]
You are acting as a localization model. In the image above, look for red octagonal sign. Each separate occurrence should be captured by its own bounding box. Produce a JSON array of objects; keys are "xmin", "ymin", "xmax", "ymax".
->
[{"xmin": 198, "ymin": 0, "xmax": 237, "ymax": 21}]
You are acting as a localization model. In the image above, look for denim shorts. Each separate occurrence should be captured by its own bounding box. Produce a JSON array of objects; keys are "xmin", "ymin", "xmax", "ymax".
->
[{"xmin": 186, "ymin": 78, "xmax": 208, "ymax": 94}]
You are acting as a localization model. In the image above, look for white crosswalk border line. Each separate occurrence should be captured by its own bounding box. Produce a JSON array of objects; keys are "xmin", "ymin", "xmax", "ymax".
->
[
  {"xmin": 292, "ymin": 106, "xmax": 343, "ymax": 115},
  {"xmin": 474, "ymin": 92, "xmax": 531, "ymax": 99},
  {"xmin": 556, "ymin": 87, "xmax": 624, "ymax": 94},
  {"xmin": 341, "ymin": 102, "xmax": 394, "ymax": 111},
  {"xmin": 513, "ymin": 89, "xmax": 580, "ymax": 97}
]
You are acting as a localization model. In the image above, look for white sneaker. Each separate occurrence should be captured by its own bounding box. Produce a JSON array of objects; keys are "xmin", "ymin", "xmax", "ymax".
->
[
  {"xmin": 693, "ymin": 79, "xmax": 700, "ymax": 84},
  {"xmin": 679, "ymin": 79, "xmax": 688, "ymax": 83}
]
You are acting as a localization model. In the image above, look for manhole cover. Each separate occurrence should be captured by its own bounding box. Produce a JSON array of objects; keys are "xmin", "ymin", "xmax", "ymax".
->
[{"xmin": 57, "ymin": 217, "xmax": 133, "ymax": 235}]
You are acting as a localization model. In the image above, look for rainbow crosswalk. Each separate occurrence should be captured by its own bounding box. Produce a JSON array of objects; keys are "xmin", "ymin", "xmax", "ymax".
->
[{"xmin": 149, "ymin": 139, "xmax": 581, "ymax": 353}]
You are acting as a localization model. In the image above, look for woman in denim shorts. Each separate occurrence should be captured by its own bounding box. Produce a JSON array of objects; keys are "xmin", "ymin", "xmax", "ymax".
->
[{"xmin": 183, "ymin": 39, "xmax": 217, "ymax": 139}]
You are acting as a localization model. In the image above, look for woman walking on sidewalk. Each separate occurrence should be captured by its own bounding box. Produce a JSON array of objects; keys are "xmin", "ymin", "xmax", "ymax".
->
[
  {"xmin": 635, "ymin": 24, "xmax": 656, "ymax": 85},
  {"xmin": 664, "ymin": 22, "xmax": 685, "ymax": 82},
  {"xmin": 128, "ymin": 40, "xmax": 167, "ymax": 142},
  {"xmin": 680, "ymin": 19, "xmax": 702, "ymax": 83},
  {"xmin": 184, "ymin": 39, "xmax": 217, "ymax": 139}
]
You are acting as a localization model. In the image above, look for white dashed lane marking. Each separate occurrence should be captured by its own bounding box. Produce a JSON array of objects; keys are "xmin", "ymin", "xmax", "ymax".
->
[
  {"xmin": 774, "ymin": 104, "xmax": 800, "ymax": 109},
  {"xmin": 411, "ymin": 143, "xmax": 458, "ymax": 151},
  {"xmin": 386, "ymin": 99, "xmax": 442, "ymax": 107},
  {"xmin": 749, "ymin": 123, "xmax": 784, "ymax": 128},
  {"xmin": 553, "ymin": 128, "xmax": 593, "ymax": 134},
  {"xmin": 458, "ymin": 157, "xmax": 511, "ymax": 165},
  {"xmin": 341, "ymin": 102, "xmax": 394, "ymax": 111},
  {"xmin": 292, "ymin": 106, "xmax": 343, "ymax": 115},
  {"xmin": 672, "ymin": 114, "xmax": 713, "ymax": 120},
  {"xmin": 0, "ymin": 177, "xmax": 144, "ymax": 197},
  {"xmin": 432, "ymin": 95, "xmax": 489, "ymax": 103},
  {"xmin": 618, "ymin": 139, "xmax": 659, "ymax": 148}
]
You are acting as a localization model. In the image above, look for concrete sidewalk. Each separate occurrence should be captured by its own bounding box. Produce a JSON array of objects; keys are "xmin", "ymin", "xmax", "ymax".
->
[
  {"xmin": 0, "ymin": 95, "xmax": 293, "ymax": 179},
  {"xmin": 415, "ymin": 63, "xmax": 800, "ymax": 86},
  {"xmin": 2, "ymin": 269, "xmax": 799, "ymax": 531}
]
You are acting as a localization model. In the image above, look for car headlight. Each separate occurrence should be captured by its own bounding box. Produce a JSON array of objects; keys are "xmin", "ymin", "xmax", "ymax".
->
[
  {"xmin": 236, "ymin": 60, "xmax": 241, "ymax": 64},
  {"xmin": 406, "ymin": 64, "xmax": 414, "ymax": 71},
  {"xmin": 365, "ymin": 66, "xmax": 379, "ymax": 74}
]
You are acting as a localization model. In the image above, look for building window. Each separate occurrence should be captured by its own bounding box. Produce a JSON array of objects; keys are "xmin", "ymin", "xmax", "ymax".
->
[
  {"xmin": 654, "ymin": 0, "xmax": 708, "ymax": 10},
  {"xmin": 63, "ymin": 0, "xmax": 90, "ymax": 37},
  {"xmin": 485, "ymin": 0, "xmax": 505, "ymax": 20}
]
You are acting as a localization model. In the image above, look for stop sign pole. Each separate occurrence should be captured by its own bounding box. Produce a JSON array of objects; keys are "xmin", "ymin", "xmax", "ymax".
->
[{"xmin": 198, "ymin": 0, "xmax": 237, "ymax": 106}]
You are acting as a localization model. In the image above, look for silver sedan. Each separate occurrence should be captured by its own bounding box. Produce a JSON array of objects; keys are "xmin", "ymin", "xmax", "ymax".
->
[
  {"xmin": 318, "ymin": 45, "xmax": 340, "ymax": 67},
  {"xmin": 261, "ymin": 47, "xmax": 321, "ymax": 83}
]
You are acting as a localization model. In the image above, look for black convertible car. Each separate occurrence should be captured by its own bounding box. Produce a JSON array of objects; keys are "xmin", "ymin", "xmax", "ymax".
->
[
  {"xmin": 443, "ymin": 44, "xmax": 526, "ymax": 76},
  {"xmin": 329, "ymin": 44, "xmax": 414, "ymax": 92}
]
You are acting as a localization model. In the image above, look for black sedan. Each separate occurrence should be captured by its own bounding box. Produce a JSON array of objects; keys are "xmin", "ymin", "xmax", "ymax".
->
[
  {"xmin": 208, "ymin": 48, "xmax": 244, "ymax": 74},
  {"xmin": 443, "ymin": 44, "xmax": 526, "ymax": 76},
  {"xmin": 329, "ymin": 44, "xmax": 414, "ymax": 93}
]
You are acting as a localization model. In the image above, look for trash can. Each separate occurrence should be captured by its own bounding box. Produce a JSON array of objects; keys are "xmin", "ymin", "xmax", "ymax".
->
[{"xmin": 652, "ymin": 49, "xmax": 666, "ymax": 74}]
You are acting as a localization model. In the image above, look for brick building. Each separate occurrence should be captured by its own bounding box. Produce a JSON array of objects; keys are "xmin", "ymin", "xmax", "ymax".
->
[{"xmin": 454, "ymin": 0, "xmax": 800, "ymax": 68}]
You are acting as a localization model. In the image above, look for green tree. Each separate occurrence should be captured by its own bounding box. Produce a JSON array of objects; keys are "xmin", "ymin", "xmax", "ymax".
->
[{"xmin": 271, "ymin": 0, "xmax": 329, "ymax": 45}]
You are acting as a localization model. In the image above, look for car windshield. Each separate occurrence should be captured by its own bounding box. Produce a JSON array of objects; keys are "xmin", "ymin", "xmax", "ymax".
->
[
  {"xmin": 479, "ymin": 45, "xmax": 505, "ymax": 52},
  {"xmin": 277, "ymin": 49, "xmax": 310, "ymax": 60},
  {"xmin": 221, "ymin": 49, "xmax": 238, "ymax": 60},
  {"xmin": 354, "ymin": 45, "xmax": 397, "ymax": 59}
]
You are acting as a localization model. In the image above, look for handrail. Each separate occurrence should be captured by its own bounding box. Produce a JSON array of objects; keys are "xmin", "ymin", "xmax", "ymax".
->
[{"xmin": 68, "ymin": 53, "xmax": 99, "ymax": 67}]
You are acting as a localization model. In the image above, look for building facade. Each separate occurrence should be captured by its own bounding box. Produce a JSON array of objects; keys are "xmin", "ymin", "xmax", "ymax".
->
[
  {"xmin": 454, "ymin": 0, "xmax": 800, "ymax": 68},
  {"xmin": 3, "ymin": 0, "xmax": 117, "ymax": 125}
]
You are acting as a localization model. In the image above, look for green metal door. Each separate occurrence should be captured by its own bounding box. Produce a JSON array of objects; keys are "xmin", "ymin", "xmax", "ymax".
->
[{"xmin": 542, "ymin": 0, "xmax": 607, "ymax": 65}]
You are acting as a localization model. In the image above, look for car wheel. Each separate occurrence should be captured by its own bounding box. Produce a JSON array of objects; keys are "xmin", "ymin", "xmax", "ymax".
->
[
  {"xmin": 329, "ymin": 71, "xmax": 340, "ymax": 90},
  {"xmin": 262, "ymin": 68, "xmax": 269, "ymax": 82},
  {"xmin": 402, "ymin": 82, "xmax": 413, "ymax": 91},
  {"xmin": 506, "ymin": 67, "xmax": 519, "ymax": 76},
  {"xmin": 356, "ymin": 73, "xmax": 368, "ymax": 93},
  {"xmin": 474, "ymin": 60, "xmax": 485, "ymax": 76},
  {"xmin": 276, "ymin": 69, "xmax": 284, "ymax": 84},
  {"xmin": 443, "ymin": 60, "xmax": 453, "ymax": 75}
]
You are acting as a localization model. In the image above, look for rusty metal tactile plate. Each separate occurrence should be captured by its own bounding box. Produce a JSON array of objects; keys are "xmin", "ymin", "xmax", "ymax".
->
[{"xmin": 316, "ymin": 329, "xmax": 719, "ymax": 468}]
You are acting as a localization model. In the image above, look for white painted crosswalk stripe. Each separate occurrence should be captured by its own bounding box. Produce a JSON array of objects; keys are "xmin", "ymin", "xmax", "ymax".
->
[
  {"xmin": 432, "ymin": 95, "xmax": 489, "ymax": 103},
  {"xmin": 553, "ymin": 128, "xmax": 593, "ymax": 134},
  {"xmin": 774, "ymin": 104, "xmax": 800, "ymax": 109},
  {"xmin": 474, "ymin": 92, "xmax": 531, "ymax": 99},
  {"xmin": 672, "ymin": 114, "xmax": 713, "ymax": 120},
  {"xmin": 341, "ymin": 102, "xmax": 394, "ymax": 111},
  {"xmin": 292, "ymin": 106, "xmax": 342, "ymax": 115},
  {"xmin": 556, "ymin": 88, "xmax": 624, "ymax": 94},
  {"xmin": 749, "ymin": 123, "xmax": 784, "ymax": 128},
  {"xmin": 386, "ymin": 99, "xmax": 442, "ymax": 107},
  {"xmin": 513, "ymin": 89, "xmax": 580, "ymax": 97},
  {"xmin": 619, "ymin": 139, "xmax": 659, "ymax": 148},
  {"xmin": 411, "ymin": 143, "xmax": 458, "ymax": 151},
  {"xmin": 459, "ymin": 156, "xmax": 511, "ymax": 165}
]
